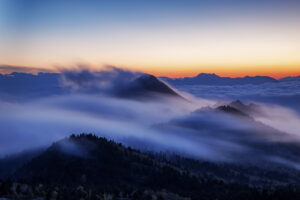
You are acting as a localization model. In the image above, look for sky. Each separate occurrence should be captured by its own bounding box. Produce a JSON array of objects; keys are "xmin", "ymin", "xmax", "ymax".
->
[{"xmin": 0, "ymin": 0, "xmax": 300, "ymax": 78}]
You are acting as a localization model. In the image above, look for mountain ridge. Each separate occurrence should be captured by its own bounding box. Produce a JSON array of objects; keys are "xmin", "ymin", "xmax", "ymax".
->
[
  {"xmin": 160, "ymin": 73, "xmax": 279, "ymax": 86},
  {"xmin": 1, "ymin": 134, "xmax": 299, "ymax": 200}
]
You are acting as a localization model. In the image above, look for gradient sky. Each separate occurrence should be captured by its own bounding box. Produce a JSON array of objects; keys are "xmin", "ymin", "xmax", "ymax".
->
[{"xmin": 0, "ymin": 0, "xmax": 300, "ymax": 78}]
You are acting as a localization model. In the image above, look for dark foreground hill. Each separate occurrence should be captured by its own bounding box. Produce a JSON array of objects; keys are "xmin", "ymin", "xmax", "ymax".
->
[
  {"xmin": 0, "ymin": 148, "xmax": 44, "ymax": 179},
  {"xmin": 1, "ymin": 134, "xmax": 300, "ymax": 200}
]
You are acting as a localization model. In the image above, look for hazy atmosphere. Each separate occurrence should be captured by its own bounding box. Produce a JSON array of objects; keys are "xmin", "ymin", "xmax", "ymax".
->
[{"xmin": 0, "ymin": 1, "xmax": 300, "ymax": 200}]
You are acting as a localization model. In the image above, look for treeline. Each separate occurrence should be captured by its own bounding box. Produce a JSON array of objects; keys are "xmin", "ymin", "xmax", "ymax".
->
[{"xmin": 0, "ymin": 134, "xmax": 299, "ymax": 200}]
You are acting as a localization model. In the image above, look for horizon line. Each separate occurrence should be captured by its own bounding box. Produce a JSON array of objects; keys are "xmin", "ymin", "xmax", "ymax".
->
[{"xmin": 0, "ymin": 64, "xmax": 300, "ymax": 80}]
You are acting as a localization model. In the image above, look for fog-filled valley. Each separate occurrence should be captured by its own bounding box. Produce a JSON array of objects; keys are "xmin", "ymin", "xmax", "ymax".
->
[{"xmin": 1, "ymin": 67, "xmax": 300, "ymax": 199}]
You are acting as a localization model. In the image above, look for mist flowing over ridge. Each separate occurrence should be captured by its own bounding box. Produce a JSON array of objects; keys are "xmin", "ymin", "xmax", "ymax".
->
[
  {"xmin": 0, "ymin": 66, "xmax": 300, "ymax": 199},
  {"xmin": 0, "ymin": 133, "xmax": 299, "ymax": 200},
  {"xmin": 0, "ymin": 67, "xmax": 299, "ymax": 170},
  {"xmin": 0, "ymin": 66, "xmax": 183, "ymax": 101}
]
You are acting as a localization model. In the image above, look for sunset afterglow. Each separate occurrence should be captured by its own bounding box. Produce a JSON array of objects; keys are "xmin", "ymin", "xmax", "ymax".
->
[{"xmin": 0, "ymin": 0, "xmax": 300, "ymax": 78}]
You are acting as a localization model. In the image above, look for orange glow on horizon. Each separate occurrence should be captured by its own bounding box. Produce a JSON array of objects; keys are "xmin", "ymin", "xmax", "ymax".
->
[
  {"xmin": 140, "ymin": 65, "xmax": 300, "ymax": 79},
  {"xmin": 0, "ymin": 63, "xmax": 299, "ymax": 79},
  {"xmin": 149, "ymin": 70, "xmax": 300, "ymax": 79}
]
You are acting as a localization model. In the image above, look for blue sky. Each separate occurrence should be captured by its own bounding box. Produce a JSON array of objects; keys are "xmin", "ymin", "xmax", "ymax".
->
[{"xmin": 1, "ymin": 0, "xmax": 300, "ymax": 77}]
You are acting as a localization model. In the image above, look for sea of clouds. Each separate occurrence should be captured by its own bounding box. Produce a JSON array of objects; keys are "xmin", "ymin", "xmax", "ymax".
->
[
  {"xmin": 174, "ymin": 81, "xmax": 300, "ymax": 113},
  {"xmin": 0, "ymin": 67, "xmax": 299, "ymax": 169}
]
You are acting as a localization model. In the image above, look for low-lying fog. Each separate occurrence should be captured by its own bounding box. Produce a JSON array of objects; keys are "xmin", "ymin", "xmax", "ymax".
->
[{"xmin": 0, "ymin": 67, "xmax": 299, "ymax": 169}]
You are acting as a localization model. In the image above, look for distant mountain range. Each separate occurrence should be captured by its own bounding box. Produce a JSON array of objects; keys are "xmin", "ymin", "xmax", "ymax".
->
[
  {"xmin": 161, "ymin": 73, "xmax": 300, "ymax": 86},
  {"xmin": 1, "ymin": 72, "xmax": 300, "ymax": 99},
  {"xmin": 279, "ymin": 76, "xmax": 300, "ymax": 82}
]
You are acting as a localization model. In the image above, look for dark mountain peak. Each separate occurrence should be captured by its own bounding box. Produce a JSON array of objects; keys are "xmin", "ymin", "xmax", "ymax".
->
[
  {"xmin": 213, "ymin": 100, "xmax": 263, "ymax": 119},
  {"xmin": 229, "ymin": 100, "xmax": 247, "ymax": 109},
  {"xmin": 196, "ymin": 73, "xmax": 219, "ymax": 78},
  {"xmin": 217, "ymin": 105, "xmax": 250, "ymax": 117},
  {"xmin": 126, "ymin": 73, "xmax": 182, "ymax": 98},
  {"xmin": 230, "ymin": 99, "xmax": 243, "ymax": 105},
  {"xmin": 228, "ymin": 100, "xmax": 261, "ymax": 116},
  {"xmin": 137, "ymin": 73, "xmax": 157, "ymax": 81},
  {"xmin": 48, "ymin": 134, "xmax": 124, "ymax": 155},
  {"xmin": 47, "ymin": 134, "xmax": 102, "ymax": 158}
]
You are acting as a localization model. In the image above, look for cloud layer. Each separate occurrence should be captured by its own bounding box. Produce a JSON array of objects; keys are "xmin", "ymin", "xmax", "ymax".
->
[
  {"xmin": 175, "ymin": 81, "xmax": 300, "ymax": 113},
  {"xmin": 0, "ymin": 68, "xmax": 300, "ymax": 170}
]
